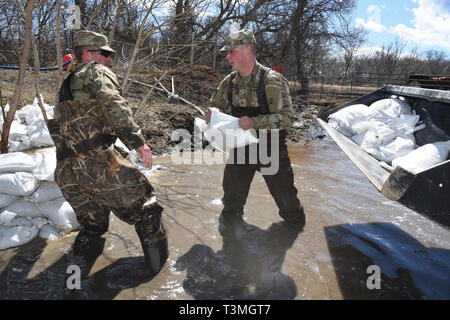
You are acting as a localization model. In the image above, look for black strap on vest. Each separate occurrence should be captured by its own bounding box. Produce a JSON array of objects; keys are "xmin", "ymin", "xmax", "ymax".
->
[
  {"xmin": 227, "ymin": 67, "xmax": 287, "ymax": 146},
  {"xmin": 58, "ymin": 71, "xmax": 76, "ymax": 103}
]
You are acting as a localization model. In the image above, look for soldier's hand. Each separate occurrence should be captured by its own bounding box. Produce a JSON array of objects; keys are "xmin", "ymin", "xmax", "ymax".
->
[
  {"xmin": 136, "ymin": 144, "xmax": 153, "ymax": 169},
  {"xmin": 239, "ymin": 116, "xmax": 254, "ymax": 130}
]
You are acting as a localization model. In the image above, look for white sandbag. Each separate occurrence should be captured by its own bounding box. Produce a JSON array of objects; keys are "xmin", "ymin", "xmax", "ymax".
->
[
  {"xmin": 0, "ymin": 193, "xmax": 18, "ymax": 209},
  {"xmin": 0, "ymin": 216, "xmax": 39, "ymax": 250},
  {"xmin": 352, "ymin": 121, "xmax": 397, "ymax": 145},
  {"xmin": 38, "ymin": 223, "xmax": 61, "ymax": 240},
  {"xmin": 26, "ymin": 181, "xmax": 63, "ymax": 203},
  {"xmin": 16, "ymin": 96, "xmax": 54, "ymax": 126},
  {"xmin": 32, "ymin": 148, "xmax": 56, "ymax": 181},
  {"xmin": 0, "ymin": 151, "xmax": 36, "ymax": 174},
  {"xmin": 358, "ymin": 130, "xmax": 383, "ymax": 160},
  {"xmin": 27, "ymin": 119, "xmax": 54, "ymax": 147},
  {"xmin": 369, "ymin": 98, "xmax": 412, "ymax": 123},
  {"xmin": 3, "ymin": 198, "xmax": 43, "ymax": 217},
  {"xmin": 392, "ymin": 141, "xmax": 450, "ymax": 174},
  {"xmin": 2, "ymin": 104, "xmax": 21, "ymax": 123},
  {"xmin": 0, "ymin": 210, "xmax": 17, "ymax": 225},
  {"xmin": 202, "ymin": 110, "xmax": 259, "ymax": 150},
  {"xmin": 1, "ymin": 104, "xmax": 20, "ymax": 132},
  {"xmin": 0, "ymin": 172, "xmax": 39, "ymax": 196},
  {"xmin": 379, "ymin": 136, "xmax": 416, "ymax": 163},
  {"xmin": 25, "ymin": 106, "xmax": 54, "ymax": 126},
  {"xmin": 8, "ymin": 136, "xmax": 31, "ymax": 152},
  {"xmin": 391, "ymin": 113, "xmax": 421, "ymax": 137},
  {"xmin": 8, "ymin": 119, "xmax": 28, "ymax": 140},
  {"xmin": 328, "ymin": 104, "xmax": 372, "ymax": 136},
  {"xmin": 39, "ymin": 197, "xmax": 80, "ymax": 233}
]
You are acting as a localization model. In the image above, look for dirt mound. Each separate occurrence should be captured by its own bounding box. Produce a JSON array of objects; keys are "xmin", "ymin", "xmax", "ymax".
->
[
  {"xmin": 162, "ymin": 65, "xmax": 224, "ymax": 106},
  {"xmin": 133, "ymin": 100, "xmax": 200, "ymax": 156}
]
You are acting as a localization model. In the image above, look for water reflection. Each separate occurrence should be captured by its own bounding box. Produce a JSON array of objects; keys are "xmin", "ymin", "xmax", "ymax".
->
[
  {"xmin": 175, "ymin": 219, "xmax": 302, "ymax": 299},
  {"xmin": 325, "ymin": 222, "xmax": 450, "ymax": 299},
  {"xmin": 0, "ymin": 234, "xmax": 155, "ymax": 299}
]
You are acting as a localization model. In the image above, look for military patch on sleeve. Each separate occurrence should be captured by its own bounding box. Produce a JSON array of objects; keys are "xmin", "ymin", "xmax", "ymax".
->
[{"xmin": 265, "ymin": 84, "xmax": 282, "ymax": 113}]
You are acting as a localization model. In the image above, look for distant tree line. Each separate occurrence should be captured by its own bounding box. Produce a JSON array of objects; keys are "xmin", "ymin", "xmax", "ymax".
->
[{"xmin": 0, "ymin": 0, "xmax": 449, "ymax": 90}]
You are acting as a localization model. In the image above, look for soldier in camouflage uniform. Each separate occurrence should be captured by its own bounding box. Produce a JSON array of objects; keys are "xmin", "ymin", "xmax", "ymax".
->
[
  {"xmin": 207, "ymin": 29, "xmax": 305, "ymax": 227},
  {"xmin": 47, "ymin": 30, "xmax": 168, "ymax": 275}
]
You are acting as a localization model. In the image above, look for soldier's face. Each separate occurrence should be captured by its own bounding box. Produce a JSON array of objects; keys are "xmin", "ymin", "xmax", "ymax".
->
[
  {"xmin": 83, "ymin": 47, "xmax": 113, "ymax": 68},
  {"xmin": 226, "ymin": 45, "xmax": 247, "ymax": 72}
]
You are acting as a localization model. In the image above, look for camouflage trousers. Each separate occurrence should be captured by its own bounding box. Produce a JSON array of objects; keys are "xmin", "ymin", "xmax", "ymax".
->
[{"xmin": 54, "ymin": 144, "xmax": 166, "ymax": 240}]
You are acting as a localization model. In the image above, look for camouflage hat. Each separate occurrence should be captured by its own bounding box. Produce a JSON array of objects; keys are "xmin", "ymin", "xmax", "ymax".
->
[
  {"xmin": 219, "ymin": 29, "xmax": 256, "ymax": 53},
  {"xmin": 74, "ymin": 30, "xmax": 116, "ymax": 54}
]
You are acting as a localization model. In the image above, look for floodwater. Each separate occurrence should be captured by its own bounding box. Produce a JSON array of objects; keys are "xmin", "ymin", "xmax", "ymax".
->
[{"xmin": 0, "ymin": 137, "xmax": 449, "ymax": 299}]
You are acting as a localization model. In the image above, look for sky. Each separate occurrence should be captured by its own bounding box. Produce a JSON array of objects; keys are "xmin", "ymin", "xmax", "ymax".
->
[{"xmin": 352, "ymin": 0, "xmax": 450, "ymax": 58}]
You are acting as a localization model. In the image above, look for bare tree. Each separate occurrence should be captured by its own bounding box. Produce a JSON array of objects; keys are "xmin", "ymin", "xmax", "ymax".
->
[
  {"xmin": 16, "ymin": 0, "xmax": 50, "ymax": 121},
  {"xmin": 1, "ymin": 0, "xmax": 36, "ymax": 153},
  {"xmin": 121, "ymin": 0, "xmax": 172, "ymax": 95},
  {"xmin": 424, "ymin": 50, "xmax": 448, "ymax": 75}
]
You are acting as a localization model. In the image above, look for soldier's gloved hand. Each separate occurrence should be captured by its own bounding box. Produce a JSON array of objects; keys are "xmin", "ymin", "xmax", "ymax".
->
[
  {"xmin": 239, "ymin": 116, "xmax": 254, "ymax": 130},
  {"xmin": 136, "ymin": 144, "xmax": 153, "ymax": 169}
]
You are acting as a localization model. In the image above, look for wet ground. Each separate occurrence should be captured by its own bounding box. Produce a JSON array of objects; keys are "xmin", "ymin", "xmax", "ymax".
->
[{"xmin": 0, "ymin": 137, "xmax": 449, "ymax": 300}]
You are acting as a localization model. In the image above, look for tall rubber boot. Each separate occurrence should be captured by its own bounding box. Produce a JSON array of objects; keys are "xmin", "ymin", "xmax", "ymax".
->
[
  {"xmin": 73, "ymin": 229, "xmax": 107, "ymax": 256},
  {"xmin": 135, "ymin": 220, "xmax": 168, "ymax": 276}
]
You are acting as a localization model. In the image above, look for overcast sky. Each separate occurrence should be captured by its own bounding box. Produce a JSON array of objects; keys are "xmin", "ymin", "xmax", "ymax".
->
[{"xmin": 352, "ymin": 0, "xmax": 450, "ymax": 57}]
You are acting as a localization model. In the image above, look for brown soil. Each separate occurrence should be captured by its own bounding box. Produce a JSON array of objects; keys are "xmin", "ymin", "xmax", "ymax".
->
[{"xmin": 0, "ymin": 65, "xmax": 351, "ymax": 155}]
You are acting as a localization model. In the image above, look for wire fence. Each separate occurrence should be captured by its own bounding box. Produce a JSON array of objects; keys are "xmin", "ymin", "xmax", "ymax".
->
[{"xmin": 290, "ymin": 72, "xmax": 412, "ymax": 98}]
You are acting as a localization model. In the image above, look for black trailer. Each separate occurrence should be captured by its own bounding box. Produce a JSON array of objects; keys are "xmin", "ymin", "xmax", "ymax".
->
[{"xmin": 317, "ymin": 85, "xmax": 450, "ymax": 227}]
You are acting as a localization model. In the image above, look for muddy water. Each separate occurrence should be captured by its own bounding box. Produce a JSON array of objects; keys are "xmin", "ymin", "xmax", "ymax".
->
[{"xmin": 0, "ymin": 137, "xmax": 449, "ymax": 299}]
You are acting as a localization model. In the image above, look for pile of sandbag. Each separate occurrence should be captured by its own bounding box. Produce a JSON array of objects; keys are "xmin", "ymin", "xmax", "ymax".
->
[
  {"xmin": 0, "ymin": 98, "xmax": 81, "ymax": 250},
  {"xmin": 1, "ymin": 96, "xmax": 55, "ymax": 152},
  {"xmin": 328, "ymin": 97, "xmax": 450, "ymax": 174},
  {"xmin": 0, "ymin": 149, "xmax": 80, "ymax": 250}
]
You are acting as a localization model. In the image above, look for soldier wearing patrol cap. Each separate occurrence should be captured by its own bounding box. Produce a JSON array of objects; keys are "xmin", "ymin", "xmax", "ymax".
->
[
  {"xmin": 207, "ymin": 28, "xmax": 305, "ymax": 229},
  {"xmin": 48, "ymin": 30, "xmax": 168, "ymax": 275}
]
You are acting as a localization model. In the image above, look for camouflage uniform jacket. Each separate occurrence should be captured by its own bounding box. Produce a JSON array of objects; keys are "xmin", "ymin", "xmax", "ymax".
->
[
  {"xmin": 210, "ymin": 61, "xmax": 296, "ymax": 130},
  {"xmin": 49, "ymin": 62, "xmax": 145, "ymax": 155}
]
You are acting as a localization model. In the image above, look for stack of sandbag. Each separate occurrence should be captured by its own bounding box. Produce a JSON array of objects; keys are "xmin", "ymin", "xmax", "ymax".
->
[
  {"xmin": 328, "ymin": 97, "xmax": 423, "ymax": 163},
  {"xmin": 1, "ymin": 96, "xmax": 55, "ymax": 152},
  {"xmin": 328, "ymin": 97, "xmax": 450, "ymax": 174},
  {"xmin": 0, "ymin": 147, "xmax": 80, "ymax": 251}
]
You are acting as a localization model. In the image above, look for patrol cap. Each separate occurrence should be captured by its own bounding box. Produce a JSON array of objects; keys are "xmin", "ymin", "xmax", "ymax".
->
[
  {"xmin": 74, "ymin": 30, "xmax": 116, "ymax": 55},
  {"xmin": 219, "ymin": 29, "xmax": 256, "ymax": 53}
]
